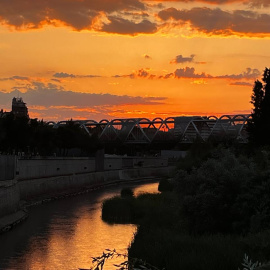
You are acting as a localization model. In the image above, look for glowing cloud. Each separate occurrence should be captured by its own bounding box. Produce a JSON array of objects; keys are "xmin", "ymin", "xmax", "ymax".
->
[{"xmin": 158, "ymin": 7, "xmax": 270, "ymax": 36}]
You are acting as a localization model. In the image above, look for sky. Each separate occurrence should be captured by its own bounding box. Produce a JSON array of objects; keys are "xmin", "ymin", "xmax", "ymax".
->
[{"xmin": 0, "ymin": 0, "xmax": 270, "ymax": 121}]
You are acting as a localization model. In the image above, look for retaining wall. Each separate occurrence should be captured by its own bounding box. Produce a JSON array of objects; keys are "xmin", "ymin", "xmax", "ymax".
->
[
  {"xmin": 0, "ymin": 155, "xmax": 173, "ymax": 220},
  {"xmin": 16, "ymin": 157, "xmax": 96, "ymax": 180},
  {"xmin": 18, "ymin": 166, "xmax": 174, "ymax": 201},
  {"xmin": 0, "ymin": 181, "xmax": 20, "ymax": 217},
  {"xmin": 0, "ymin": 156, "xmax": 15, "ymax": 181}
]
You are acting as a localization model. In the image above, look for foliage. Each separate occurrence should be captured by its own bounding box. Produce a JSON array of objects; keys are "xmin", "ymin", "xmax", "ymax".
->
[
  {"xmin": 158, "ymin": 179, "xmax": 173, "ymax": 192},
  {"xmin": 248, "ymin": 68, "xmax": 270, "ymax": 146},
  {"xmin": 102, "ymin": 196, "xmax": 134, "ymax": 223},
  {"xmin": 79, "ymin": 249, "xmax": 162, "ymax": 270},
  {"xmin": 121, "ymin": 188, "xmax": 134, "ymax": 198},
  {"xmin": 0, "ymin": 115, "xmax": 101, "ymax": 156},
  {"xmin": 101, "ymin": 144, "xmax": 270, "ymax": 270},
  {"xmin": 174, "ymin": 148, "xmax": 270, "ymax": 234},
  {"xmin": 177, "ymin": 140, "xmax": 213, "ymax": 172},
  {"xmin": 241, "ymin": 254, "xmax": 261, "ymax": 270},
  {"xmin": 102, "ymin": 192, "xmax": 179, "ymax": 227},
  {"xmin": 129, "ymin": 227, "xmax": 245, "ymax": 270}
]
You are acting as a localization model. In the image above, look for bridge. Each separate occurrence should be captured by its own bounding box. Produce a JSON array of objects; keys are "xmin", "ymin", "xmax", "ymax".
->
[{"xmin": 47, "ymin": 114, "xmax": 252, "ymax": 144}]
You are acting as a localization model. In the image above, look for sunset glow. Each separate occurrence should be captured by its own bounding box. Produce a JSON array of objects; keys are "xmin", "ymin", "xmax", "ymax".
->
[{"xmin": 0, "ymin": 0, "xmax": 270, "ymax": 120}]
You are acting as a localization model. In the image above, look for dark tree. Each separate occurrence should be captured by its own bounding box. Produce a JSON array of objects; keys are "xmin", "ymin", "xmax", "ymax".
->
[{"xmin": 248, "ymin": 68, "xmax": 270, "ymax": 145}]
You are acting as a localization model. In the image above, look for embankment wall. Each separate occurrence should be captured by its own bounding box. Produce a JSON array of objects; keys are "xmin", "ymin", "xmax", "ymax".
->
[
  {"xmin": 0, "ymin": 155, "xmax": 173, "ymax": 219},
  {"xmin": 0, "ymin": 181, "xmax": 20, "ymax": 217}
]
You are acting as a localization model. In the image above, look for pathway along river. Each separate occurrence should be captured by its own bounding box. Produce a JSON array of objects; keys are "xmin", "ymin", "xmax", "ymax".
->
[{"xmin": 0, "ymin": 181, "xmax": 159, "ymax": 270}]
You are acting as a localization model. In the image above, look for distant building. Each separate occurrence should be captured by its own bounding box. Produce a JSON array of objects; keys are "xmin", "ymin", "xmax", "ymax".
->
[{"xmin": 11, "ymin": 97, "xmax": 29, "ymax": 118}]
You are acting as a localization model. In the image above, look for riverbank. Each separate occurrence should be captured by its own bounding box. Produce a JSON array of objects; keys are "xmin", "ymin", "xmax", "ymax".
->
[
  {"xmin": 0, "ymin": 164, "xmax": 175, "ymax": 234},
  {"xmin": 0, "ymin": 210, "xmax": 28, "ymax": 234}
]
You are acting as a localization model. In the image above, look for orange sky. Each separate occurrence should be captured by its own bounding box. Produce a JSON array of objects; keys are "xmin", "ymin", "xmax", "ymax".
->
[{"xmin": 0, "ymin": 0, "xmax": 270, "ymax": 121}]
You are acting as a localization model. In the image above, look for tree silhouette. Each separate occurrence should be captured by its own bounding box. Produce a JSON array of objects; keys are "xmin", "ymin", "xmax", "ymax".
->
[
  {"xmin": 248, "ymin": 68, "xmax": 270, "ymax": 145},
  {"xmin": 0, "ymin": 115, "xmax": 101, "ymax": 156}
]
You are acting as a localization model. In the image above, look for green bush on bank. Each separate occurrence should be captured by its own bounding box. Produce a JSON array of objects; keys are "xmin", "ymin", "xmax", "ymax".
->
[{"xmin": 175, "ymin": 148, "xmax": 270, "ymax": 234}]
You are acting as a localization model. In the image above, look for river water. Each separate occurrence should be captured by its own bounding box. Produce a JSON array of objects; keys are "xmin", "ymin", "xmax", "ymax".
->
[{"xmin": 0, "ymin": 181, "xmax": 159, "ymax": 270}]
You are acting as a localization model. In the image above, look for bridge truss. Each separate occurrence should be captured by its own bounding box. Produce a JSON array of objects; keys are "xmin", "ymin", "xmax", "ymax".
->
[{"xmin": 47, "ymin": 115, "xmax": 251, "ymax": 144}]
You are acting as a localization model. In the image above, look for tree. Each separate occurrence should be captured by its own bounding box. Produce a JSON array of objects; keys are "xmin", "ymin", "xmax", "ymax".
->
[{"xmin": 248, "ymin": 68, "xmax": 270, "ymax": 145}]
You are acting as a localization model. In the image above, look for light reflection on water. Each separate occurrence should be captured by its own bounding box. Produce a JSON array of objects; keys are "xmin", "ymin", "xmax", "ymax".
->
[{"xmin": 0, "ymin": 181, "xmax": 159, "ymax": 270}]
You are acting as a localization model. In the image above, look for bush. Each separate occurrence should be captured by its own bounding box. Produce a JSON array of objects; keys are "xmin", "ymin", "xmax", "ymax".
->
[
  {"xmin": 158, "ymin": 179, "xmax": 173, "ymax": 192},
  {"xmin": 129, "ymin": 227, "xmax": 244, "ymax": 270},
  {"xmin": 121, "ymin": 188, "xmax": 134, "ymax": 198},
  {"xmin": 102, "ymin": 196, "xmax": 134, "ymax": 223},
  {"xmin": 174, "ymin": 148, "xmax": 270, "ymax": 234}
]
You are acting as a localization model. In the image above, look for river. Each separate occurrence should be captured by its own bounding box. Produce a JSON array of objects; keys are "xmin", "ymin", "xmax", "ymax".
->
[{"xmin": 0, "ymin": 181, "xmax": 159, "ymax": 270}]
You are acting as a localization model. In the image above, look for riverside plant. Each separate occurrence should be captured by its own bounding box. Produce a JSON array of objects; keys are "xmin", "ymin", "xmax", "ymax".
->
[
  {"xmin": 79, "ymin": 249, "xmax": 162, "ymax": 270},
  {"xmin": 238, "ymin": 254, "xmax": 266, "ymax": 270}
]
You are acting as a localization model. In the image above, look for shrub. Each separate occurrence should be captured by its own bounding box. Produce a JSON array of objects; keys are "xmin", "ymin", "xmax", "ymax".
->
[
  {"xmin": 120, "ymin": 188, "xmax": 134, "ymax": 198},
  {"xmin": 102, "ymin": 196, "xmax": 134, "ymax": 223},
  {"xmin": 158, "ymin": 179, "xmax": 173, "ymax": 192},
  {"xmin": 174, "ymin": 148, "xmax": 270, "ymax": 234}
]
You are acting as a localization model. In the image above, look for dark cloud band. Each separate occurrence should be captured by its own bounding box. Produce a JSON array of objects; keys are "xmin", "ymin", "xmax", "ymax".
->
[{"xmin": 158, "ymin": 7, "xmax": 270, "ymax": 36}]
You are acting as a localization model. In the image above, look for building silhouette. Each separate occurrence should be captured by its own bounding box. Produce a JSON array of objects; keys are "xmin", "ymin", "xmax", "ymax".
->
[{"xmin": 11, "ymin": 97, "xmax": 29, "ymax": 118}]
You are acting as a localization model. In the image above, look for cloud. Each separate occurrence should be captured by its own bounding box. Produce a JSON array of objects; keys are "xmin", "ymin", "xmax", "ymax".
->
[
  {"xmin": 53, "ymin": 72, "xmax": 101, "ymax": 78},
  {"xmin": 101, "ymin": 16, "xmax": 157, "ymax": 35},
  {"xmin": 173, "ymin": 67, "xmax": 260, "ymax": 80},
  {"xmin": 216, "ymin": 68, "xmax": 260, "ymax": 79},
  {"xmin": 114, "ymin": 67, "xmax": 260, "ymax": 80},
  {"xmin": 0, "ymin": 0, "xmax": 145, "ymax": 31},
  {"xmin": 0, "ymin": 82, "xmax": 166, "ymax": 107},
  {"xmin": 174, "ymin": 67, "xmax": 212, "ymax": 78},
  {"xmin": 146, "ymin": 0, "xmax": 266, "ymax": 5},
  {"xmin": 247, "ymin": 0, "xmax": 270, "ymax": 8},
  {"xmin": 144, "ymin": 54, "xmax": 152, "ymax": 59},
  {"xmin": 0, "ymin": 81, "xmax": 167, "ymax": 120},
  {"xmin": 170, "ymin": 54, "xmax": 195, "ymax": 64},
  {"xmin": 230, "ymin": 81, "xmax": 254, "ymax": 86},
  {"xmin": 53, "ymin": 72, "xmax": 76, "ymax": 78},
  {"xmin": 0, "ymin": 76, "xmax": 30, "ymax": 81},
  {"xmin": 114, "ymin": 68, "xmax": 155, "ymax": 79},
  {"xmin": 158, "ymin": 7, "xmax": 270, "ymax": 36}
]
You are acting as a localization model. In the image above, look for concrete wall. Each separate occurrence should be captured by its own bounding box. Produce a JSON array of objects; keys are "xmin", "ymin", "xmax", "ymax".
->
[
  {"xmin": 104, "ymin": 157, "xmax": 123, "ymax": 171},
  {"xmin": 0, "ymin": 181, "xmax": 20, "ymax": 217},
  {"xmin": 1, "ymin": 155, "xmax": 168, "ymax": 181},
  {"xmin": 0, "ymin": 156, "xmax": 15, "ymax": 181},
  {"xmin": 132, "ymin": 157, "xmax": 168, "ymax": 168},
  {"xmin": 16, "ymin": 157, "xmax": 96, "ymax": 180},
  {"xmin": 0, "ymin": 155, "xmax": 172, "ymax": 220},
  {"xmin": 18, "ymin": 166, "xmax": 174, "ymax": 201}
]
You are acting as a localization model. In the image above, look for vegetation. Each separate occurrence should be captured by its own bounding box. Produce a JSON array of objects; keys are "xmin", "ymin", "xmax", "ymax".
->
[
  {"xmin": 158, "ymin": 178, "xmax": 173, "ymax": 192},
  {"xmin": 100, "ymin": 147, "xmax": 270, "ymax": 270},
  {"xmin": 120, "ymin": 188, "xmax": 134, "ymax": 198},
  {"xmin": 80, "ymin": 249, "xmax": 161, "ymax": 270},
  {"xmin": 0, "ymin": 115, "xmax": 101, "ymax": 156},
  {"xmin": 248, "ymin": 67, "xmax": 270, "ymax": 146}
]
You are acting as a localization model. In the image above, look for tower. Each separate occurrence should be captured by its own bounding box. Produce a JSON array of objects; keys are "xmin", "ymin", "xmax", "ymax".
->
[{"xmin": 11, "ymin": 97, "xmax": 29, "ymax": 118}]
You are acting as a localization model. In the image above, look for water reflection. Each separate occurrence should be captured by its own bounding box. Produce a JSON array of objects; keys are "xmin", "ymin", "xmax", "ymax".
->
[{"xmin": 0, "ymin": 181, "xmax": 159, "ymax": 270}]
